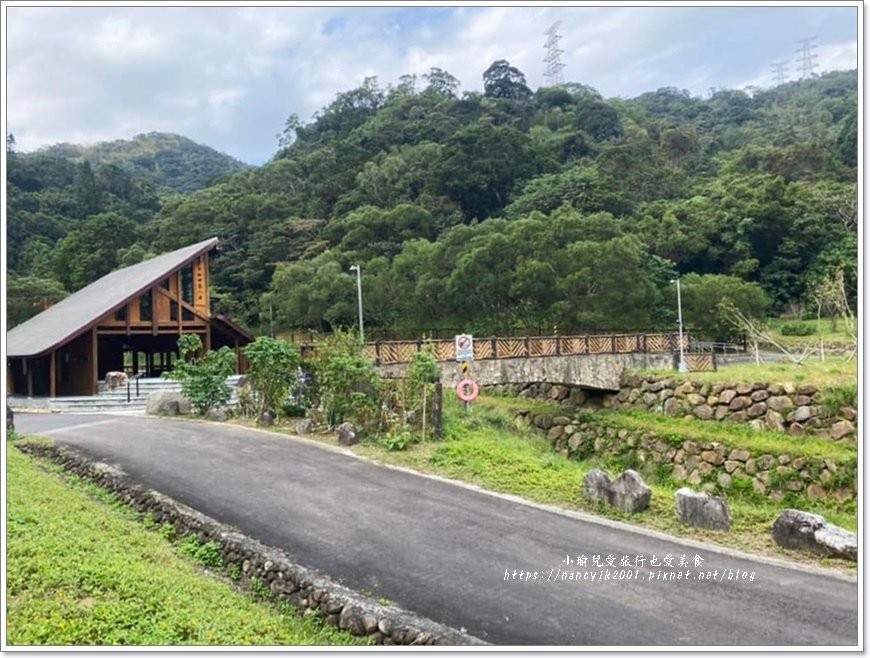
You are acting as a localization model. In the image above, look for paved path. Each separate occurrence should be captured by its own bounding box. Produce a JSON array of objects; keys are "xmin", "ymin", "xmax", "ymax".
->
[{"xmin": 15, "ymin": 413, "xmax": 859, "ymax": 647}]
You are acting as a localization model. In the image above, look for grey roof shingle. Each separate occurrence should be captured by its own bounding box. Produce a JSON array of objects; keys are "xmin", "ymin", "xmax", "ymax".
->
[{"xmin": 7, "ymin": 237, "xmax": 219, "ymax": 358}]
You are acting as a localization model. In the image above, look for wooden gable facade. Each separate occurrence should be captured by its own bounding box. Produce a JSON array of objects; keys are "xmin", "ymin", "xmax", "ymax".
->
[{"xmin": 6, "ymin": 238, "xmax": 252, "ymax": 398}]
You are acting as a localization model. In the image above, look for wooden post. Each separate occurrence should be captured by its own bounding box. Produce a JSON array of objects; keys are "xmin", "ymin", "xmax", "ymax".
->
[
  {"xmin": 26, "ymin": 359, "xmax": 33, "ymax": 397},
  {"xmin": 524, "ymin": 336, "xmax": 530, "ymax": 358},
  {"xmin": 204, "ymin": 326, "xmax": 211, "ymax": 353},
  {"xmin": 492, "ymin": 337, "xmax": 498, "ymax": 359},
  {"xmin": 433, "ymin": 381, "xmax": 443, "ymax": 440},
  {"xmin": 49, "ymin": 350, "xmax": 57, "ymax": 398},
  {"xmin": 92, "ymin": 328, "xmax": 99, "ymax": 394}
]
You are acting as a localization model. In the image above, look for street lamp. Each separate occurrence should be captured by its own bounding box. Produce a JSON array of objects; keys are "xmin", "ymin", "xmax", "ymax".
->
[
  {"xmin": 671, "ymin": 277, "xmax": 688, "ymax": 373},
  {"xmin": 349, "ymin": 265, "xmax": 364, "ymax": 344}
]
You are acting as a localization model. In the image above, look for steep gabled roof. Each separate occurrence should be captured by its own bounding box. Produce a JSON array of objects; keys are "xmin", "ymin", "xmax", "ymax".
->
[{"xmin": 7, "ymin": 237, "xmax": 219, "ymax": 358}]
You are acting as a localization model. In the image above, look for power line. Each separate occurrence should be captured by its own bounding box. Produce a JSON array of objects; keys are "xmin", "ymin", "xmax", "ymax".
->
[
  {"xmin": 770, "ymin": 60, "xmax": 789, "ymax": 86},
  {"xmin": 543, "ymin": 21, "xmax": 565, "ymax": 87},
  {"xmin": 795, "ymin": 37, "xmax": 819, "ymax": 79}
]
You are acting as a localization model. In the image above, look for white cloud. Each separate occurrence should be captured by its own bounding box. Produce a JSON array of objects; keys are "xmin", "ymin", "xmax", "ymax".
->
[{"xmin": 3, "ymin": 5, "xmax": 859, "ymax": 164}]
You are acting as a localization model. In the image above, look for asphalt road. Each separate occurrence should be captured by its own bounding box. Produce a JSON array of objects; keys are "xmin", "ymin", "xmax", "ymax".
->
[{"xmin": 15, "ymin": 413, "xmax": 859, "ymax": 647}]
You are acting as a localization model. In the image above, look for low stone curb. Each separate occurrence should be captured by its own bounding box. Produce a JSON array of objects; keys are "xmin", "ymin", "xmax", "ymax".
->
[{"xmin": 16, "ymin": 440, "xmax": 487, "ymax": 647}]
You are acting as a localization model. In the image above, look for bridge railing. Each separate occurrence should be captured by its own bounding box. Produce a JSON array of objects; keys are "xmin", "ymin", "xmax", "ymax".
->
[{"xmin": 299, "ymin": 333, "xmax": 693, "ymax": 366}]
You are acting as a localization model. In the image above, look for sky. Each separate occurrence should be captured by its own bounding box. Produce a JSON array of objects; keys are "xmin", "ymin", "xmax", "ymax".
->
[{"xmin": 3, "ymin": 2, "xmax": 861, "ymax": 165}]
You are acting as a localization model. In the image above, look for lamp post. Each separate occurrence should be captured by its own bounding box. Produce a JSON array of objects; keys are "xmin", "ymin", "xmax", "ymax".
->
[
  {"xmin": 671, "ymin": 277, "xmax": 688, "ymax": 373},
  {"xmin": 349, "ymin": 265, "xmax": 364, "ymax": 344}
]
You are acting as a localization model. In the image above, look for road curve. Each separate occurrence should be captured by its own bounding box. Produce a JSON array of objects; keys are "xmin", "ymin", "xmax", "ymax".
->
[{"xmin": 15, "ymin": 413, "xmax": 859, "ymax": 647}]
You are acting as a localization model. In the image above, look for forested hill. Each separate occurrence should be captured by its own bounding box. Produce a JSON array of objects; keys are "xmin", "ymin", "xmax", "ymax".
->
[
  {"xmin": 31, "ymin": 132, "xmax": 250, "ymax": 195},
  {"xmin": 7, "ymin": 64, "xmax": 857, "ymax": 339}
]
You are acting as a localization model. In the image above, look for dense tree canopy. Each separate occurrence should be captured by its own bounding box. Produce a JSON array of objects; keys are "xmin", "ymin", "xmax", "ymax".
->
[{"xmin": 7, "ymin": 65, "xmax": 857, "ymax": 340}]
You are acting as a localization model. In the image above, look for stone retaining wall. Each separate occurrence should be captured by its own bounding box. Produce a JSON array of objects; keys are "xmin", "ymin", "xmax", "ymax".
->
[
  {"xmin": 496, "ymin": 374, "xmax": 857, "ymax": 441},
  {"xmin": 516, "ymin": 411, "xmax": 857, "ymax": 504},
  {"xmin": 15, "ymin": 441, "xmax": 485, "ymax": 647}
]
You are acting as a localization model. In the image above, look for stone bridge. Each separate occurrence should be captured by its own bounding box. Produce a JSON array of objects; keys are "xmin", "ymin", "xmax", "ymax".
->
[
  {"xmin": 305, "ymin": 334, "xmax": 690, "ymax": 392},
  {"xmin": 377, "ymin": 351, "xmax": 674, "ymax": 391}
]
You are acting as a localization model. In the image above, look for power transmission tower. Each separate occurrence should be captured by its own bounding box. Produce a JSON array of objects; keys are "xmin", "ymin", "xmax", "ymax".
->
[
  {"xmin": 543, "ymin": 21, "xmax": 565, "ymax": 87},
  {"xmin": 795, "ymin": 37, "xmax": 819, "ymax": 79},
  {"xmin": 770, "ymin": 60, "xmax": 789, "ymax": 86}
]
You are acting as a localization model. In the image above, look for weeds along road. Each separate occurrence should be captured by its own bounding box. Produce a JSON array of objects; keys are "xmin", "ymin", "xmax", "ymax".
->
[{"xmin": 16, "ymin": 413, "xmax": 859, "ymax": 647}]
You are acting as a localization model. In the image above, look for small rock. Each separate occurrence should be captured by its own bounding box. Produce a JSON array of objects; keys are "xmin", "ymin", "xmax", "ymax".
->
[
  {"xmin": 701, "ymin": 450, "xmax": 724, "ymax": 466},
  {"xmin": 796, "ymin": 384, "xmax": 818, "ymax": 396},
  {"xmin": 789, "ymin": 423, "xmax": 806, "ymax": 436},
  {"xmin": 205, "ymin": 408, "xmax": 228, "ymax": 422},
  {"xmin": 675, "ymin": 487, "xmax": 732, "ymax": 531},
  {"xmin": 830, "ymin": 420, "xmax": 855, "ymax": 440},
  {"xmin": 806, "ymin": 483, "xmax": 825, "ymax": 500},
  {"xmin": 547, "ymin": 426, "xmax": 564, "ymax": 441},
  {"xmin": 724, "ymin": 460, "xmax": 740, "ymax": 474},
  {"xmin": 337, "ymin": 422, "xmax": 359, "ymax": 446},
  {"xmin": 794, "ymin": 395, "xmax": 813, "ymax": 406},
  {"xmin": 295, "ymin": 418, "xmax": 315, "ymax": 434},
  {"xmin": 747, "ymin": 402, "xmax": 767, "ymax": 418},
  {"xmin": 750, "ymin": 390, "xmax": 769, "ymax": 402},
  {"xmin": 728, "ymin": 396, "xmax": 752, "ymax": 411},
  {"xmin": 728, "ymin": 449, "xmax": 751, "ymax": 462},
  {"xmin": 767, "ymin": 396, "xmax": 794, "ymax": 413},
  {"xmin": 792, "ymin": 406, "xmax": 813, "ymax": 423},
  {"xmin": 693, "ymin": 405, "xmax": 714, "ymax": 421},
  {"xmin": 258, "ymin": 411, "xmax": 274, "ymax": 426},
  {"xmin": 716, "ymin": 472, "xmax": 732, "ymax": 489},
  {"xmin": 686, "ymin": 393, "xmax": 706, "ymax": 406},
  {"xmin": 663, "ymin": 397, "xmax": 682, "ymax": 416},
  {"xmin": 840, "ymin": 406, "xmax": 857, "ymax": 422},
  {"xmin": 765, "ymin": 409, "xmax": 785, "ymax": 432},
  {"xmin": 730, "ymin": 411, "xmax": 748, "ymax": 423},
  {"xmin": 718, "ymin": 389, "xmax": 737, "ymax": 405}
]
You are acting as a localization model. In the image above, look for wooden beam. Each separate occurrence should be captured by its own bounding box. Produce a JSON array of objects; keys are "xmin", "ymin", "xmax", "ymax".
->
[
  {"xmin": 177, "ymin": 270, "xmax": 183, "ymax": 334},
  {"xmin": 49, "ymin": 350, "xmax": 57, "ymax": 398},
  {"xmin": 92, "ymin": 328, "xmax": 99, "ymax": 394},
  {"xmin": 154, "ymin": 287, "xmax": 211, "ymax": 322},
  {"xmin": 151, "ymin": 289, "xmax": 158, "ymax": 336}
]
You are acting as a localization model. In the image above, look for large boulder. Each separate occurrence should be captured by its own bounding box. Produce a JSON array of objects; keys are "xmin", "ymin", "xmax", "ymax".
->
[
  {"xmin": 772, "ymin": 509, "xmax": 857, "ymax": 561},
  {"xmin": 609, "ymin": 470, "xmax": 652, "ymax": 514},
  {"xmin": 675, "ymin": 488, "xmax": 732, "ymax": 531},
  {"xmin": 337, "ymin": 422, "xmax": 359, "ymax": 446},
  {"xmin": 104, "ymin": 371, "xmax": 129, "ymax": 391},
  {"xmin": 582, "ymin": 468, "xmax": 651, "ymax": 514},
  {"xmin": 145, "ymin": 391, "xmax": 191, "ymax": 416}
]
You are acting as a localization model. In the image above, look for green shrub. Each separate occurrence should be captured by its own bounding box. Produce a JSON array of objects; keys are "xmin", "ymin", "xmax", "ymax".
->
[
  {"xmin": 309, "ymin": 330, "xmax": 383, "ymax": 430},
  {"xmin": 381, "ymin": 431, "xmax": 416, "ymax": 452},
  {"xmin": 178, "ymin": 535, "xmax": 223, "ymax": 568},
  {"xmin": 243, "ymin": 337, "xmax": 301, "ymax": 420},
  {"xmin": 163, "ymin": 334, "xmax": 236, "ymax": 414},
  {"xmin": 819, "ymin": 383, "xmax": 858, "ymax": 418},
  {"xmin": 780, "ymin": 321, "xmax": 815, "ymax": 336}
]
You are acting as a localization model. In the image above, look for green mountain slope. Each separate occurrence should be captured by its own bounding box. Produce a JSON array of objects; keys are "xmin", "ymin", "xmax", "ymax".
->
[{"xmin": 38, "ymin": 132, "xmax": 251, "ymax": 195}]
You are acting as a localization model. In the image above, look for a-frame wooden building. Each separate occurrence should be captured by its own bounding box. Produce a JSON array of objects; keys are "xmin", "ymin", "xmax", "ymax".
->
[{"xmin": 6, "ymin": 237, "xmax": 252, "ymax": 397}]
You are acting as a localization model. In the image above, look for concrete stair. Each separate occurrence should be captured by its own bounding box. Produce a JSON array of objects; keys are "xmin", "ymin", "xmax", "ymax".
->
[{"xmin": 11, "ymin": 375, "xmax": 244, "ymax": 414}]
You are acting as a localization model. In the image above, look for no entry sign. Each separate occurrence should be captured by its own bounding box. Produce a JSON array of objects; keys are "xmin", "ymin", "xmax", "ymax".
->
[{"xmin": 455, "ymin": 334, "xmax": 474, "ymax": 362}]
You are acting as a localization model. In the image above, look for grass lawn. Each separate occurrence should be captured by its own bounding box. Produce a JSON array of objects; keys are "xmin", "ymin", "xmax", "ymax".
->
[
  {"xmin": 5, "ymin": 443, "xmax": 366, "ymax": 647},
  {"xmin": 267, "ymin": 394, "xmax": 857, "ymax": 573},
  {"xmin": 765, "ymin": 317, "xmax": 856, "ymax": 349},
  {"xmin": 644, "ymin": 355, "xmax": 857, "ymax": 390}
]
